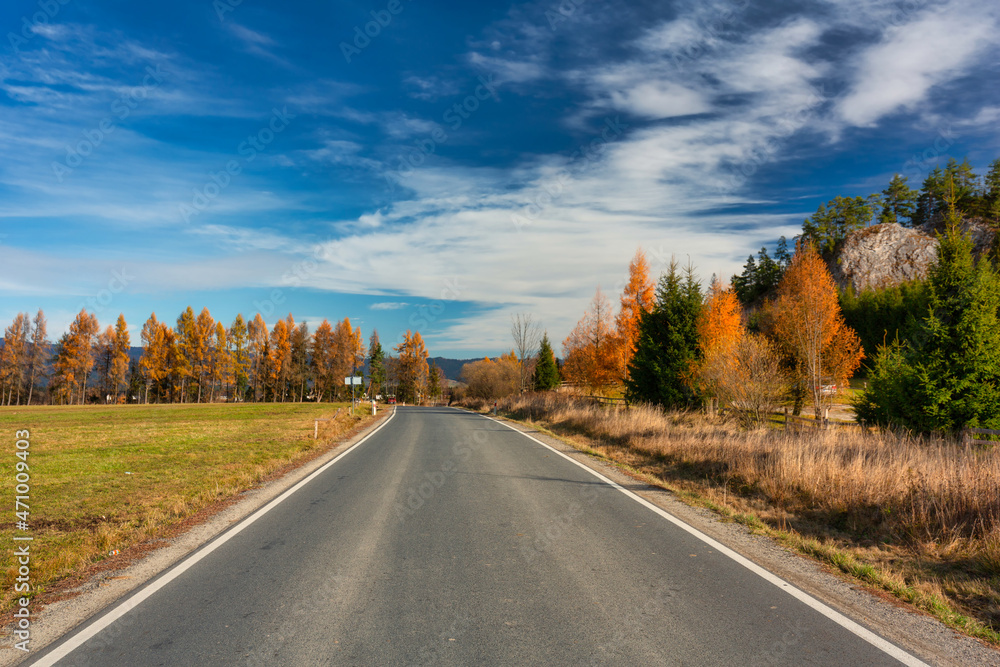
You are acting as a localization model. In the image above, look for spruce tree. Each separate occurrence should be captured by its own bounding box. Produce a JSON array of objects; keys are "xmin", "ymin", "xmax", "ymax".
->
[
  {"xmin": 856, "ymin": 198, "xmax": 1000, "ymax": 431},
  {"xmin": 533, "ymin": 333, "xmax": 560, "ymax": 390},
  {"xmin": 625, "ymin": 261, "xmax": 702, "ymax": 408}
]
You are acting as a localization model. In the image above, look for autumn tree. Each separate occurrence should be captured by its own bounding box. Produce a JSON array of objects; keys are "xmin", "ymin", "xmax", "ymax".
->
[
  {"xmin": 192, "ymin": 308, "xmax": 215, "ymax": 402},
  {"xmin": 110, "ymin": 314, "xmax": 130, "ymax": 401},
  {"xmin": 721, "ymin": 334, "xmax": 788, "ymax": 428},
  {"xmin": 289, "ymin": 320, "xmax": 310, "ymax": 401},
  {"xmin": 268, "ymin": 318, "xmax": 292, "ymax": 401},
  {"xmin": 562, "ymin": 287, "xmax": 620, "ymax": 391},
  {"xmin": 766, "ymin": 242, "xmax": 864, "ymax": 417},
  {"xmin": 173, "ymin": 307, "xmax": 196, "ymax": 402},
  {"xmin": 615, "ymin": 249, "xmax": 656, "ymax": 382},
  {"xmin": 311, "ymin": 320, "xmax": 336, "ymax": 401},
  {"xmin": 52, "ymin": 309, "xmax": 100, "ymax": 404},
  {"xmin": 331, "ymin": 318, "xmax": 364, "ymax": 398},
  {"xmin": 461, "ymin": 352, "xmax": 519, "ymax": 400},
  {"xmin": 26, "ymin": 309, "xmax": 49, "ymax": 405},
  {"xmin": 510, "ymin": 313, "xmax": 540, "ymax": 393},
  {"xmin": 534, "ymin": 332, "xmax": 560, "ymax": 391},
  {"xmin": 1, "ymin": 313, "xmax": 30, "ymax": 405},
  {"xmin": 95, "ymin": 325, "xmax": 116, "ymax": 400},
  {"xmin": 229, "ymin": 314, "xmax": 250, "ymax": 401},
  {"xmin": 395, "ymin": 330, "xmax": 429, "ymax": 403},
  {"xmin": 210, "ymin": 321, "xmax": 231, "ymax": 402},
  {"xmin": 692, "ymin": 278, "xmax": 744, "ymax": 404},
  {"xmin": 248, "ymin": 314, "xmax": 268, "ymax": 401},
  {"xmin": 140, "ymin": 313, "xmax": 172, "ymax": 403}
]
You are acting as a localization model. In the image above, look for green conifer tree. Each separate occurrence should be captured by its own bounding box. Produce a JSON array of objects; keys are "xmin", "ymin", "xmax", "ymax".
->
[
  {"xmin": 533, "ymin": 332, "xmax": 560, "ymax": 390},
  {"xmin": 856, "ymin": 194, "xmax": 1000, "ymax": 431},
  {"xmin": 625, "ymin": 261, "xmax": 702, "ymax": 408}
]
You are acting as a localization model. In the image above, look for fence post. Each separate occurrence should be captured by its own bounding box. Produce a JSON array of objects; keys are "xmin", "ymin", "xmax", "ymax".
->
[{"xmin": 783, "ymin": 407, "xmax": 788, "ymax": 430}]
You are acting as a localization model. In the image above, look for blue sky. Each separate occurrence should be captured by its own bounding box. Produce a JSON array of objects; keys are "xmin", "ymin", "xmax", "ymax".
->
[{"xmin": 1, "ymin": 0, "xmax": 999, "ymax": 358}]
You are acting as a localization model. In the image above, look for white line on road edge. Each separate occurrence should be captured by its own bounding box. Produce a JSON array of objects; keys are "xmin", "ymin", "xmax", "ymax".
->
[
  {"xmin": 484, "ymin": 413, "xmax": 929, "ymax": 667},
  {"xmin": 28, "ymin": 410, "xmax": 398, "ymax": 667}
]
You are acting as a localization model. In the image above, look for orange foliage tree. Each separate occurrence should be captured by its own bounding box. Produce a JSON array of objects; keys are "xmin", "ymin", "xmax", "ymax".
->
[
  {"xmin": 615, "ymin": 249, "xmax": 656, "ymax": 382},
  {"xmin": 563, "ymin": 287, "xmax": 620, "ymax": 391},
  {"xmin": 692, "ymin": 278, "xmax": 744, "ymax": 401},
  {"xmin": 461, "ymin": 351, "xmax": 520, "ymax": 399},
  {"xmin": 52, "ymin": 309, "xmax": 100, "ymax": 404},
  {"xmin": 395, "ymin": 330, "xmax": 429, "ymax": 403},
  {"xmin": 767, "ymin": 242, "xmax": 864, "ymax": 416}
]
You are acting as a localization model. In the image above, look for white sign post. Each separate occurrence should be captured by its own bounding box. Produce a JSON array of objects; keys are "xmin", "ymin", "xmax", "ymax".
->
[{"xmin": 344, "ymin": 376, "xmax": 363, "ymax": 411}]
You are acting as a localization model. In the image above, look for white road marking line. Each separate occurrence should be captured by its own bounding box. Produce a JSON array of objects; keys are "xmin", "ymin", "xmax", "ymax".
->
[
  {"xmin": 29, "ymin": 410, "xmax": 397, "ymax": 667},
  {"xmin": 483, "ymin": 412, "xmax": 929, "ymax": 667}
]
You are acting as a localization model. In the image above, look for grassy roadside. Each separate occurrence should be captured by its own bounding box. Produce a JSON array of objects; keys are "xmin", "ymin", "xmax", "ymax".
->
[
  {"xmin": 0, "ymin": 402, "xmax": 377, "ymax": 614},
  {"xmin": 463, "ymin": 393, "xmax": 1000, "ymax": 646}
]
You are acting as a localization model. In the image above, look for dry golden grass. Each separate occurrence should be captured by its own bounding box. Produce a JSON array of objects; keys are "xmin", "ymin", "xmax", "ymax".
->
[
  {"xmin": 472, "ymin": 392, "xmax": 1000, "ymax": 643},
  {"xmin": 0, "ymin": 402, "xmax": 375, "ymax": 615}
]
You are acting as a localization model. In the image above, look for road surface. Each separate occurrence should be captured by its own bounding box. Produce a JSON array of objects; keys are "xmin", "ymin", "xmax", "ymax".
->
[{"xmin": 28, "ymin": 407, "xmax": 924, "ymax": 666}]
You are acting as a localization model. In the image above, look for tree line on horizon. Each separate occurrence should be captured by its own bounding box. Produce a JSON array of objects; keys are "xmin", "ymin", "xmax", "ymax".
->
[{"xmin": 0, "ymin": 308, "xmax": 437, "ymax": 406}]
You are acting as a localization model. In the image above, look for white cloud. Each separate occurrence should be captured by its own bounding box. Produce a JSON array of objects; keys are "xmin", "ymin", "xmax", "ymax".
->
[
  {"xmin": 837, "ymin": 2, "xmax": 999, "ymax": 126},
  {"xmin": 370, "ymin": 302, "xmax": 410, "ymax": 310}
]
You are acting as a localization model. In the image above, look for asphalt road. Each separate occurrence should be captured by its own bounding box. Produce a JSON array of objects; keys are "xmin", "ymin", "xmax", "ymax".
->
[{"xmin": 29, "ymin": 407, "xmax": 923, "ymax": 666}]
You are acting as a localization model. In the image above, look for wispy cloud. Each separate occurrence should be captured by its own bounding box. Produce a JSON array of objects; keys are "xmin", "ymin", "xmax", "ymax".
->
[{"xmin": 836, "ymin": 2, "xmax": 999, "ymax": 126}]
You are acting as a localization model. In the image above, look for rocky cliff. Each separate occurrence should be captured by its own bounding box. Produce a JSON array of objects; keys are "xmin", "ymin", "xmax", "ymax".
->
[{"xmin": 831, "ymin": 220, "xmax": 996, "ymax": 293}]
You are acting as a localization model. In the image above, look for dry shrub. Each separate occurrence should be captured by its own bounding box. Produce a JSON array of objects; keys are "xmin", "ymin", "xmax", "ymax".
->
[{"xmin": 497, "ymin": 392, "xmax": 1000, "ymax": 546}]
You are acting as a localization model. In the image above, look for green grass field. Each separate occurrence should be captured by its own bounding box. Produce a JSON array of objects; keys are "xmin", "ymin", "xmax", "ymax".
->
[{"xmin": 0, "ymin": 402, "xmax": 374, "ymax": 614}]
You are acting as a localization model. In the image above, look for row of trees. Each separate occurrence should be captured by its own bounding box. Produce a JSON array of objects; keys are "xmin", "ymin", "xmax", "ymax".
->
[
  {"xmin": 0, "ymin": 310, "xmax": 50, "ymax": 405},
  {"xmin": 0, "ymin": 307, "xmax": 434, "ymax": 405},
  {"xmin": 557, "ymin": 245, "xmax": 865, "ymax": 425},
  {"xmin": 560, "ymin": 250, "xmax": 656, "ymax": 389}
]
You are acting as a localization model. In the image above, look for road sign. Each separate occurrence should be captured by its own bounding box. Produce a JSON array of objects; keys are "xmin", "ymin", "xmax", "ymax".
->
[{"xmin": 344, "ymin": 376, "xmax": 363, "ymax": 385}]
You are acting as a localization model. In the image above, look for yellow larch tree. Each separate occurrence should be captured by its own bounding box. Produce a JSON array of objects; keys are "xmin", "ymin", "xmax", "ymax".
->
[
  {"xmin": 766, "ymin": 242, "xmax": 864, "ymax": 416},
  {"xmin": 615, "ymin": 249, "xmax": 655, "ymax": 382}
]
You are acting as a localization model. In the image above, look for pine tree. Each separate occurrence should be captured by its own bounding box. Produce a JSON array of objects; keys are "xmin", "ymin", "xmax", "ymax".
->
[
  {"xmin": 879, "ymin": 174, "xmax": 918, "ymax": 226},
  {"xmin": 534, "ymin": 332, "xmax": 560, "ymax": 391},
  {"xmin": 428, "ymin": 364, "xmax": 443, "ymax": 399},
  {"xmin": 625, "ymin": 260, "xmax": 703, "ymax": 408},
  {"xmin": 367, "ymin": 330, "xmax": 386, "ymax": 399}
]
